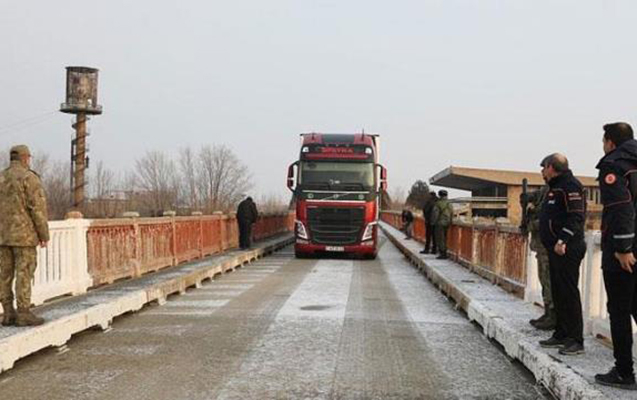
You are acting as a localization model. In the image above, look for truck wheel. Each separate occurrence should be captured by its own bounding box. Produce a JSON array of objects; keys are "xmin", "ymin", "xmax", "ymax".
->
[
  {"xmin": 295, "ymin": 250, "xmax": 310, "ymax": 259},
  {"xmin": 361, "ymin": 253, "xmax": 377, "ymax": 260}
]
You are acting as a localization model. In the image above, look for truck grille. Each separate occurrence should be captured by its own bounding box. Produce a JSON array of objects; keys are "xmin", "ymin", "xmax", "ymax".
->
[{"xmin": 307, "ymin": 207, "xmax": 365, "ymax": 245}]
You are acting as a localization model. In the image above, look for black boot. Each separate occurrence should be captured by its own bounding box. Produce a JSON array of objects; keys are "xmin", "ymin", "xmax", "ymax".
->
[
  {"xmin": 533, "ymin": 309, "xmax": 556, "ymax": 331},
  {"xmin": 595, "ymin": 368, "xmax": 637, "ymax": 390}
]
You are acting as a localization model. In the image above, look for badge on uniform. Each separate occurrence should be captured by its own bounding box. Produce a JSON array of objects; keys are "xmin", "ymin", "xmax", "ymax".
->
[{"xmin": 605, "ymin": 173, "xmax": 617, "ymax": 185}]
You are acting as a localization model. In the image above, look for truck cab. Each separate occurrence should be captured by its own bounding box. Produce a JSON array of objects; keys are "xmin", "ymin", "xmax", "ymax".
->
[{"xmin": 287, "ymin": 133, "xmax": 387, "ymax": 258}]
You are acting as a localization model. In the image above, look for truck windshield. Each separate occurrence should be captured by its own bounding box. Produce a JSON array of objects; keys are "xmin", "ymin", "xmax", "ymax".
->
[{"xmin": 299, "ymin": 161, "xmax": 374, "ymax": 189}]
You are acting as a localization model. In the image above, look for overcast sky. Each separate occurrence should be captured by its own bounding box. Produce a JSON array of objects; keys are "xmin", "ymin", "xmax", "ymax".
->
[{"xmin": 1, "ymin": 1, "xmax": 635, "ymax": 199}]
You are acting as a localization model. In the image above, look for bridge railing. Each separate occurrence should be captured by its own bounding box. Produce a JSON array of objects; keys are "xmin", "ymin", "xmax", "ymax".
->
[
  {"xmin": 380, "ymin": 210, "xmax": 627, "ymax": 345},
  {"xmin": 86, "ymin": 212, "xmax": 293, "ymax": 286},
  {"xmin": 0, "ymin": 212, "xmax": 294, "ymax": 315}
]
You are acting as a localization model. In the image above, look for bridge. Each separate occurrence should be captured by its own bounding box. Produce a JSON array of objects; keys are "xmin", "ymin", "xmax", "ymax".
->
[{"xmin": 0, "ymin": 211, "xmax": 632, "ymax": 399}]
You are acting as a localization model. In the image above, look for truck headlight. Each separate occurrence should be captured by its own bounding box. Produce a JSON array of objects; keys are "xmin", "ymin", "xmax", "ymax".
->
[
  {"xmin": 361, "ymin": 222, "xmax": 377, "ymax": 241},
  {"xmin": 295, "ymin": 220, "xmax": 309, "ymax": 240}
]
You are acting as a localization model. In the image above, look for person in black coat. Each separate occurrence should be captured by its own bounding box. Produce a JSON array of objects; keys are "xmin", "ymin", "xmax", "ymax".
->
[
  {"xmin": 594, "ymin": 122, "xmax": 637, "ymax": 391},
  {"xmin": 537, "ymin": 153, "xmax": 587, "ymax": 356},
  {"xmin": 420, "ymin": 191, "xmax": 438, "ymax": 254},
  {"xmin": 401, "ymin": 209, "xmax": 414, "ymax": 239},
  {"xmin": 237, "ymin": 196, "xmax": 259, "ymax": 249}
]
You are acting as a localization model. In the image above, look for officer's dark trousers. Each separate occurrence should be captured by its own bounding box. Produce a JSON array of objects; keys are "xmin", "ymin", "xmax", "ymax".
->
[
  {"xmin": 602, "ymin": 259, "xmax": 637, "ymax": 378},
  {"xmin": 425, "ymin": 223, "xmax": 437, "ymax": 252},
  {"xmin": 548, "ymin": 241, "xmax": 586, "ymax": 345},
  {"xmin": 238, "ymin": 220, "xmax": 252, "ymax": 249}
]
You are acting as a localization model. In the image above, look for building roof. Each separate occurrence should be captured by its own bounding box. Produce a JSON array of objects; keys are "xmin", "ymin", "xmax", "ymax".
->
[{"xmin": 430, "ymin": 166, "xmax": 598, "ymax": 191}]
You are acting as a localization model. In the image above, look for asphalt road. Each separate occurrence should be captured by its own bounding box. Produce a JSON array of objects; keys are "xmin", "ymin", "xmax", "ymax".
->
[{"xmin": 0, "ymin": 234, "xmax": 552, "ymax": 399}]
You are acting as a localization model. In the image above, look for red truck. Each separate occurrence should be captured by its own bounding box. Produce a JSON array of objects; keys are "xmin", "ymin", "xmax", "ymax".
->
[{"xmin": 287, "ymin": 133, "xmax": 387, "ymax": 259}]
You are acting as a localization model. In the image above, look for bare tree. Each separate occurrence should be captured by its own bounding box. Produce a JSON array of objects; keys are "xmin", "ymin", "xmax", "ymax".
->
[
  {"xmin": 89, "ymin": 161, "xmax": 118, "ymax": 218},
  {"xmin": 178, "ymin": 146, "xmax": 200, "ymax": 212},
  {"xmin": 256, "ymin": 193, "xmax": 288, "ymax": 214},
  {"xmin": 198, "ymin": 145, "xmax": 252, "ymax": 213},
  {"xmin": 134, "ymin": 151, "xmax": 179, "ymax": 216},
  {"xmin": 40, "ymin": 159, "xmax": 71, "ymax": 220},
  {"xmin": 389, "ymin": 185, "xmax": 406, "ymax": 210}
]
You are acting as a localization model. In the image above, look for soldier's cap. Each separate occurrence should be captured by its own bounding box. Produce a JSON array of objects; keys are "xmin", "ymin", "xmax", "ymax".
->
[
  {"xmin": 10, "ymin": 145, "xmax": 31, "ymax": 157},
  {"xmin": 438, "ymin": 190, "xmax": 448, "ymax": 197}
]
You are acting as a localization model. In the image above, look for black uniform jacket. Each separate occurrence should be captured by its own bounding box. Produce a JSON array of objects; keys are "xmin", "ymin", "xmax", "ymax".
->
[
  {"xmin": 539, "ymin": 170, "xmax": 586, "ymax": 250},
  {"xmin": 423, "ymin": 198, "xmax": 436, "ymax": 222},
  {"xmin": 596, "ymin": 139, "xmax": 637, "ymax": 267}
]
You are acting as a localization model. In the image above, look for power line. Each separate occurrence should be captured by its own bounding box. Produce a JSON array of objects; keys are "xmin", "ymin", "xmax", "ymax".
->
[{"xmin": 0, "ymin": 111, "xmax": 58, "ymax": 136}]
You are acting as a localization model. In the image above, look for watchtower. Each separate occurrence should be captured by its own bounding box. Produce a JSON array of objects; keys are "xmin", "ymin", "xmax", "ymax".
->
[{"xmin": 60, "ymin": 66, "xmax": 103, "ymax": 210}]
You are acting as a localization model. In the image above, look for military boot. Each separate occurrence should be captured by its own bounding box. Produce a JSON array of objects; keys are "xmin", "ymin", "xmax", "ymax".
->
[
  {"xmin": 15, "ymin": 309, "xmax": 44, "ymax": 327},
  {"xmin": 533, "ymin": 309, "xmax": 556, "ymax": 331},
  {"xmin": 1, "ymin": 302, "xmax": 17, "ymax": 326},
  {"xmin": 530, "ymin": 310, "xmax": 549, "ymax": 327}
]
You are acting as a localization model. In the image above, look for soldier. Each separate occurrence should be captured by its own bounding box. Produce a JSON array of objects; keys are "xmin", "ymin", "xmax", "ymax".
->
[
  {"xmin": 420, "ymin": 191, "xmax": 438, "ymax": 254},
  {"xmin": 521, "ymin": 186, "xmax": 556, "ymax": 330},
  {"xmin": 594, "ymin": 122, "xmax": 637, "ymax": 390},
  {"xmin": 0, "ymin": 145, "xmax": 49, "ymax": 327},
  {"xmin": 236, "ymin": 196, "xmax": 258, "ymax": 249},
  {"xmin": 431, "ymin": 190, "xmax": 453, "ymax": 260},
  {"xmin": 537, "ymin": 153, "xmax": 587, "ymax": 356}
]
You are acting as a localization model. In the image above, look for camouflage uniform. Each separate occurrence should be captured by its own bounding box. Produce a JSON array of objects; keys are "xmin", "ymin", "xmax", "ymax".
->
[
  {"xmin": 431, "ymin": 195, "xmax": 453, "ymax": 259},
  {"xmin": 0, "ymin": 145, "xmax": 49, "ymax": 326},
  {"xmin": 526, "ymin": 186, "xmax": 555, "ymax": 325}
]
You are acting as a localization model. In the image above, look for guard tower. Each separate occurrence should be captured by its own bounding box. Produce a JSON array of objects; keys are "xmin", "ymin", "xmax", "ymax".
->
[{"xmin": 60, "ymin": 66, "xmax": 103, "ymax": 210}]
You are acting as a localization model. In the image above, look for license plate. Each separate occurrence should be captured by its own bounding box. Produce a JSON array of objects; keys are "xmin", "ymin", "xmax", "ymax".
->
[{"xmin": 326, "ymin": 246, "xmax": 345, "ymax": 252}]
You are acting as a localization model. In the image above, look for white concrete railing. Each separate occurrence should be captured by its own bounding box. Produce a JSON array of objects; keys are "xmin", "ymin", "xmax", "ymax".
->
[
  {"xmin": 525, "ymin": 230, "xmax": 637, "ymax": 354},
  {"xmin": 0, "ymin": 219, "xmax": 92, "ymax": 314}
]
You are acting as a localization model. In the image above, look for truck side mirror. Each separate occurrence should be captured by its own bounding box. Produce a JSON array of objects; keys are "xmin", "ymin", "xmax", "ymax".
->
[
  {"xmin": 378, "ymin": 164, "xmax": 387, "ymax": 191},
  {"xmin": 287, "ymin": 162, "xmax": 298, "ymax": 191}
]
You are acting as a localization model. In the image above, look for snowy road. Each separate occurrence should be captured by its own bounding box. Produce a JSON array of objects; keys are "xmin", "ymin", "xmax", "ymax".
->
[{"xmin": 0, "ymin": 233, "xmax": 551, "ymax": 399}]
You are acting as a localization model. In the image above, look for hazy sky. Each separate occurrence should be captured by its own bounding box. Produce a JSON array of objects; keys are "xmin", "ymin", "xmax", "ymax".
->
[{"xmin": 1, "ymin": 1, "xmax": 635, "ymax": 199}]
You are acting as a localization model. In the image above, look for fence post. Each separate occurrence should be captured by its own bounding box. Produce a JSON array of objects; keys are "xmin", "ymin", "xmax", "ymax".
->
[{"xmin": 70, "ymin": 217, "xmax": 92, "ymax": 295}]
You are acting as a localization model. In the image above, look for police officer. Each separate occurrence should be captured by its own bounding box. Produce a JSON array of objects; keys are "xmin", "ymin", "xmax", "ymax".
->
[
  {"xmin": 594, "ymin": 122, "xmax": 637, "ymax": 390},
  {"xmin": 521, "ymin": 186, "xmax": 556, "ymax": 331},
  {"xmin": 537, "ymin": 153, "xmax": 587, "ymax": 355},
  {"xmin": 0, "ymin": 145, "xmax": 49, "ymax": 327},
  {"xmin": 431, "ymin": 190, "xmax": 453, "ymax": 260},
  {"xmin": 420, "ymin": 191, "xmax": 438, "ymax": 254},
  {"xmin": 236, "ymin": 196, "xmax": 258, "ymax": 249}
]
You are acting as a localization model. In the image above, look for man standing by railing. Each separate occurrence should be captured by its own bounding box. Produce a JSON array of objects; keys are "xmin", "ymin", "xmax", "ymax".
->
[
  {"xmin": 431, "ymin": 190, "xmax": 453, "ymax": 260},
  {"xmin": 237, "ymin": 196, "xmax": 258, "ymax": 250},
  {"xmin": 420, "ymin": 191, "xmax": 438, "ymax": 255},
  {"xmin": 0, "ymin": 145, "xmax": 49, "ymax": 327},
  {"xmin": 538, "ymin": 153, "xmax": 587, "ymax": 356},
  {"xmin": 594, "ymin": 122, "xmax": 637, "ymax": 391},
  {"xmin": 401, "ymin": 209, "xmax": 414, "ymax": 239},
  {"xmin": 521, "ymin": 185, "xmax": 556, "ymax": 331}
]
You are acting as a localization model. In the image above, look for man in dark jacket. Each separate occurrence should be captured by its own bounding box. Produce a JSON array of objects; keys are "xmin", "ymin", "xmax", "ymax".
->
[
  {"xmin": 420, "ymin": 192, "xmax": 438, "ymax": 254},
  {"xmin": 431, "ymin": 190, "xmax": 453, "ymax": 260},
  {"xmin": 537, "ymin": 153, "xmax": 587, "ymax": 356},
  {"xmin": 237, "ymin": 196, "xmax": 258, "ymax": 249},
  {"xmin": 594, "ymin": 122, "xmax": 637, "ymax": 391},
  {"xmin": 401, "ymin": 209, "xmax": 414, "ymax": 239}
]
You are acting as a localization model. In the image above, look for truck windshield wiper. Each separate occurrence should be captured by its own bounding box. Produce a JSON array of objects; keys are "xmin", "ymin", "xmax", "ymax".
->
[
  {"xmin": 335, "ymin": 182, "xmax": 366, "ymax": 190},
  {"xmin": 304, "ymin": 182, "xmax": 330, "ymax": 190}
]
